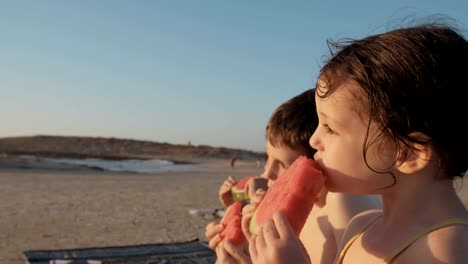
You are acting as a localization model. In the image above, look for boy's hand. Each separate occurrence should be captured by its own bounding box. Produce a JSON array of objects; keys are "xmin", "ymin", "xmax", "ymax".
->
[
  {"xmin": 215, "ymin": 239, "xmax": 252, "ymax": 264},
  {"xmin": 246, "ymin": 177, "xmax": 268, "ymax": 204},
  {"xmin": 249, "ymin": 211, "xmax": 311, "ymax": 264},
  {"xmin": 205, "ymin": 220, "xmax": 224, "ymax": 249},
  {"xmin": 246, "ymin": 178, "xmax": 268, "ymax": 205},
  {"xmin": 219, "ymin": 176, "xmax": 237, "ymax": 207},
  {"xmin": 241, "ymin": 188, "xmax": 266, "ymax": 242}
]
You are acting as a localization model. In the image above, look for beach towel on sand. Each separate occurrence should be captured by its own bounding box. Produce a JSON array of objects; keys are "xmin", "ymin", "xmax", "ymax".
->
[{"xmin": 24, "ymin": 239, "xmax": 216, "ymax": 264}]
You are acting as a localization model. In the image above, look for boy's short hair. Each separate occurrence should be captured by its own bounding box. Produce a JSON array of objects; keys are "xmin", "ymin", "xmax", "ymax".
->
[{"xmin": 266, "ymin": 89, "xmax": 318, "ymax": 158}]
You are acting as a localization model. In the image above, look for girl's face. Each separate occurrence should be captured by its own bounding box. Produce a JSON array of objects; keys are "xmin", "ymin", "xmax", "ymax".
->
[
  {"xmin": 263, "ymin": 140, "xmax": 301, "ymax": 187},
  {"xmin": 309, "ymin": 81, "xmax": 396, "ymax": 194}
]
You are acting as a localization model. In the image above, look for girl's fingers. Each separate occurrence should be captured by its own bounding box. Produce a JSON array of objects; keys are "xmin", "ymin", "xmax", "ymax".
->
[
  {"xmin": 208, "ymin": 234, "xmax": 222, "ymax": 249},
  {"xmin": 273, "ymin": 211, "xmax": 295, "ymax": 239},
  {"xmin": 262, "ymin": 217, "xmax": 280, "ymax": 246},
  {"xmin": 241, "ymin": 211, "xmax": 252, "ymax": 242},
  {"xmin": 205, "ymin": 222, "xmax": 221, "ymax": 240},
  {"xmin": 224, "ymin": 240, "xmax": 251, "ymax": 264},
  {"xmin": 255, "ymin": 226, "xmax": 267, "ymax": 250},
  {"xmin": 216, "ymin": 246, "xmax": 233, "ymax": 264},
  {"xmin": 248, "ymin": 235, "xmax": 258, "ymax": 261}
]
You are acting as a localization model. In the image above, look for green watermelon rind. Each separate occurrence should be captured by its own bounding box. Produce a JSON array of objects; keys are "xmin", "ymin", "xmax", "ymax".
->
[
  {"xmin": 249, "ymin": 210, "xmax": 260, "ymax": 235},
  {"xmin": 230, "ymin": 175, "xmax": 256, "ymax": 202},
  {"xmin": 231, "ymin": 189, "xmax": 250, "ymax": 202}
]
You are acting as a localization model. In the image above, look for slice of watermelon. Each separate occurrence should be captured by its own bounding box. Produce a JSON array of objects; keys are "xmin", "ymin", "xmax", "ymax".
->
[
  {"xmin": 231, "ymin": 175, "xmax": 256, "ymax": 202},
  {"xmin": 249, "ymin": 156, "xmax": 325, "ymax": 236},
  {"xmin": 219, "ymin": 201, "xmax": 246, "ymax": 247}
]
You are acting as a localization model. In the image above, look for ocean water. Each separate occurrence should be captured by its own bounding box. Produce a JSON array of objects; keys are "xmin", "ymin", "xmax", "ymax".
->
[{"xmin": 18, "ymin": 155, "xmax": 188, "ymax": 173}]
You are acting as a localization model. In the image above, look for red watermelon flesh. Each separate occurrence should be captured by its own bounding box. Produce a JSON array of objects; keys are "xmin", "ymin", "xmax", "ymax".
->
[
  {"xmin": 249, "ymin": 156, "xmax": 325, "ymax": 236},
  {"xmin": 231, "ymin": 175, "xmax": 256, "ymax": 202},
  {"xmin": 219, "ymin": 201, "xmax": 247, "ymax": 247}
]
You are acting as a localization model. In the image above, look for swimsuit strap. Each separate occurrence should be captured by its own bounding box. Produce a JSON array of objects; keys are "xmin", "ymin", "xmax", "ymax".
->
[
  {"xmin": 337, "ymin": 213, "xmax": 382, "ymax": 264},
  {"xmin": 384, "ymin": 218, "xmax": 468, "ymax": 263},
  {"xmin": 338, "ymin": 216, "xmax": 468, "ymax": 264}
]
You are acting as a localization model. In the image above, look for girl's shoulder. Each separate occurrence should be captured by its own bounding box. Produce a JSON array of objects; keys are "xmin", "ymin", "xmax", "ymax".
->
[
  {"xmin": 340, "ymin": 209, "xmax": 383, "ymax": 242},
  {"xmin": 333, "ymin": 209, "xmax": 383, "ymax": 263},
  {"xmin": 401, "ymin": 217, "xmax": 468, "ymax": 263}
]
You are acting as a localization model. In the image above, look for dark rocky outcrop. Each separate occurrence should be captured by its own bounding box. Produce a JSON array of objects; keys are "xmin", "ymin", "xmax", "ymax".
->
[{"xmin": 0, "ymin": 135, "xmax": 264, "ymax": 162}]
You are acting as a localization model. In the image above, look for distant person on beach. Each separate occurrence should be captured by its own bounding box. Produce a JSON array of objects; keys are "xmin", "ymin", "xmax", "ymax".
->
[
  {"xmin": 205, "ymin": 89, "xmax": 380, "ymax": 263},
  {"xmin": 247, "ymin": 23, "xmax": 468, "ymax": 264},
  {"xmin": 230, "ymin": 155, "xmax": 237, "ymax": 168}
]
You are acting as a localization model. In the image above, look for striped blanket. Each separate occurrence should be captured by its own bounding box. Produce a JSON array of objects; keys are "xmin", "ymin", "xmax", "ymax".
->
[{"xmin": 24, "ymin": 239, "xmax": 216, "ymax": 264}]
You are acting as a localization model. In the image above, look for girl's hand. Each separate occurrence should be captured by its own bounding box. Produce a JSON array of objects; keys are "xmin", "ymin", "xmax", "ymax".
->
[
  {"xmin": 219, "ymin": 176, "xmax": 237, "ymax": 207},
  {"xmin": 215, "ymin": 239, "xmax": 252, "ymax": 264},
  {"xmin": 249, "ymin": 211, "xmax": 311, "ymax": 264},
  {"xmin": 205, "ymin": 220, "xmax": 224, "ymax": 249}
]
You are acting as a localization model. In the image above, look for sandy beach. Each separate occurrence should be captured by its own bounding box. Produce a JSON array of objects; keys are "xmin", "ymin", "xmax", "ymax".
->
[
  {"xmin": 0, "ymin": 158, "xmax": 263, "ymax": 264},
  {"xmin": 1, "ymin": 158, "xmax": 467, "ymax": 264}
]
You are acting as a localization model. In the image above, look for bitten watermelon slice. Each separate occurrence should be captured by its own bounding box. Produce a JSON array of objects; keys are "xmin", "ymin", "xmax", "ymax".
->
[
  {"xmin": 231, "ymin": 175, "xmax": 256, "ymax": 202},
  {"xmin": 219, "ymin": 201, "xmax": 247, "ymax": 247},
  {"xmin": 249, "ymin": 156, "xmax": 325, "ymax": 235}
]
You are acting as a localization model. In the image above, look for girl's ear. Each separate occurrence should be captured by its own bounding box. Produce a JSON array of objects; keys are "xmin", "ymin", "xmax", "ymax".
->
[{"xmin": 396, "ymin": 133, "xmax": 432, "ymax": 174}]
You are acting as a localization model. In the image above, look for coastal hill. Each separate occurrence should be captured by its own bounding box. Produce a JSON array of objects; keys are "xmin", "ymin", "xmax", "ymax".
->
[{"xmin": 0, "ymin": 135, "xmax": 264, "ymax": 162}]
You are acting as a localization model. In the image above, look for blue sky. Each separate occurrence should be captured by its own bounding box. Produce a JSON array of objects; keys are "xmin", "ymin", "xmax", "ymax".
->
[{"xmin": 0, "ymin": 1, "xmax": 466, "ymax": 152}]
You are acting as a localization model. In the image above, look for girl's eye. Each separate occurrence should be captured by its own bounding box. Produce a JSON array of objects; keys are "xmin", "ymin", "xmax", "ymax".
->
[{"xmin": 323, "ymin": 124, "xmax": 336, "ymax": 135}]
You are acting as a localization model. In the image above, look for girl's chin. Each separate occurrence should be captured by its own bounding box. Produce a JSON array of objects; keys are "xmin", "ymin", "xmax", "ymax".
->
[
  {"xmin": 323, "ymin": 179, "xmax": 352, "ymax": 194},
  {"xmin": 323, "ymin": 180, "xmax": 337, "ymax": 192}
]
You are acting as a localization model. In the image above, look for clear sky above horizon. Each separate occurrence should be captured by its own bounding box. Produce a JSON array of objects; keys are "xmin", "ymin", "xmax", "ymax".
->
[{"xmin": 1, "ymin": 1, "xmax": 467, "ymax": 152}]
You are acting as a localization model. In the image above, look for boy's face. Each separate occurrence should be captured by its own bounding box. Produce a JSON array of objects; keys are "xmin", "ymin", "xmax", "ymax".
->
[{"xmin": 263, "ymin": 140, "xmax": 301, "ymax": 186}]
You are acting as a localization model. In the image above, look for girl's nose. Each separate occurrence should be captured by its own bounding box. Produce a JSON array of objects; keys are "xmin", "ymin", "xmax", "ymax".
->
[{"xmin": 309, "ymin": 129, "xmax": 323, "ymax": 152}]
